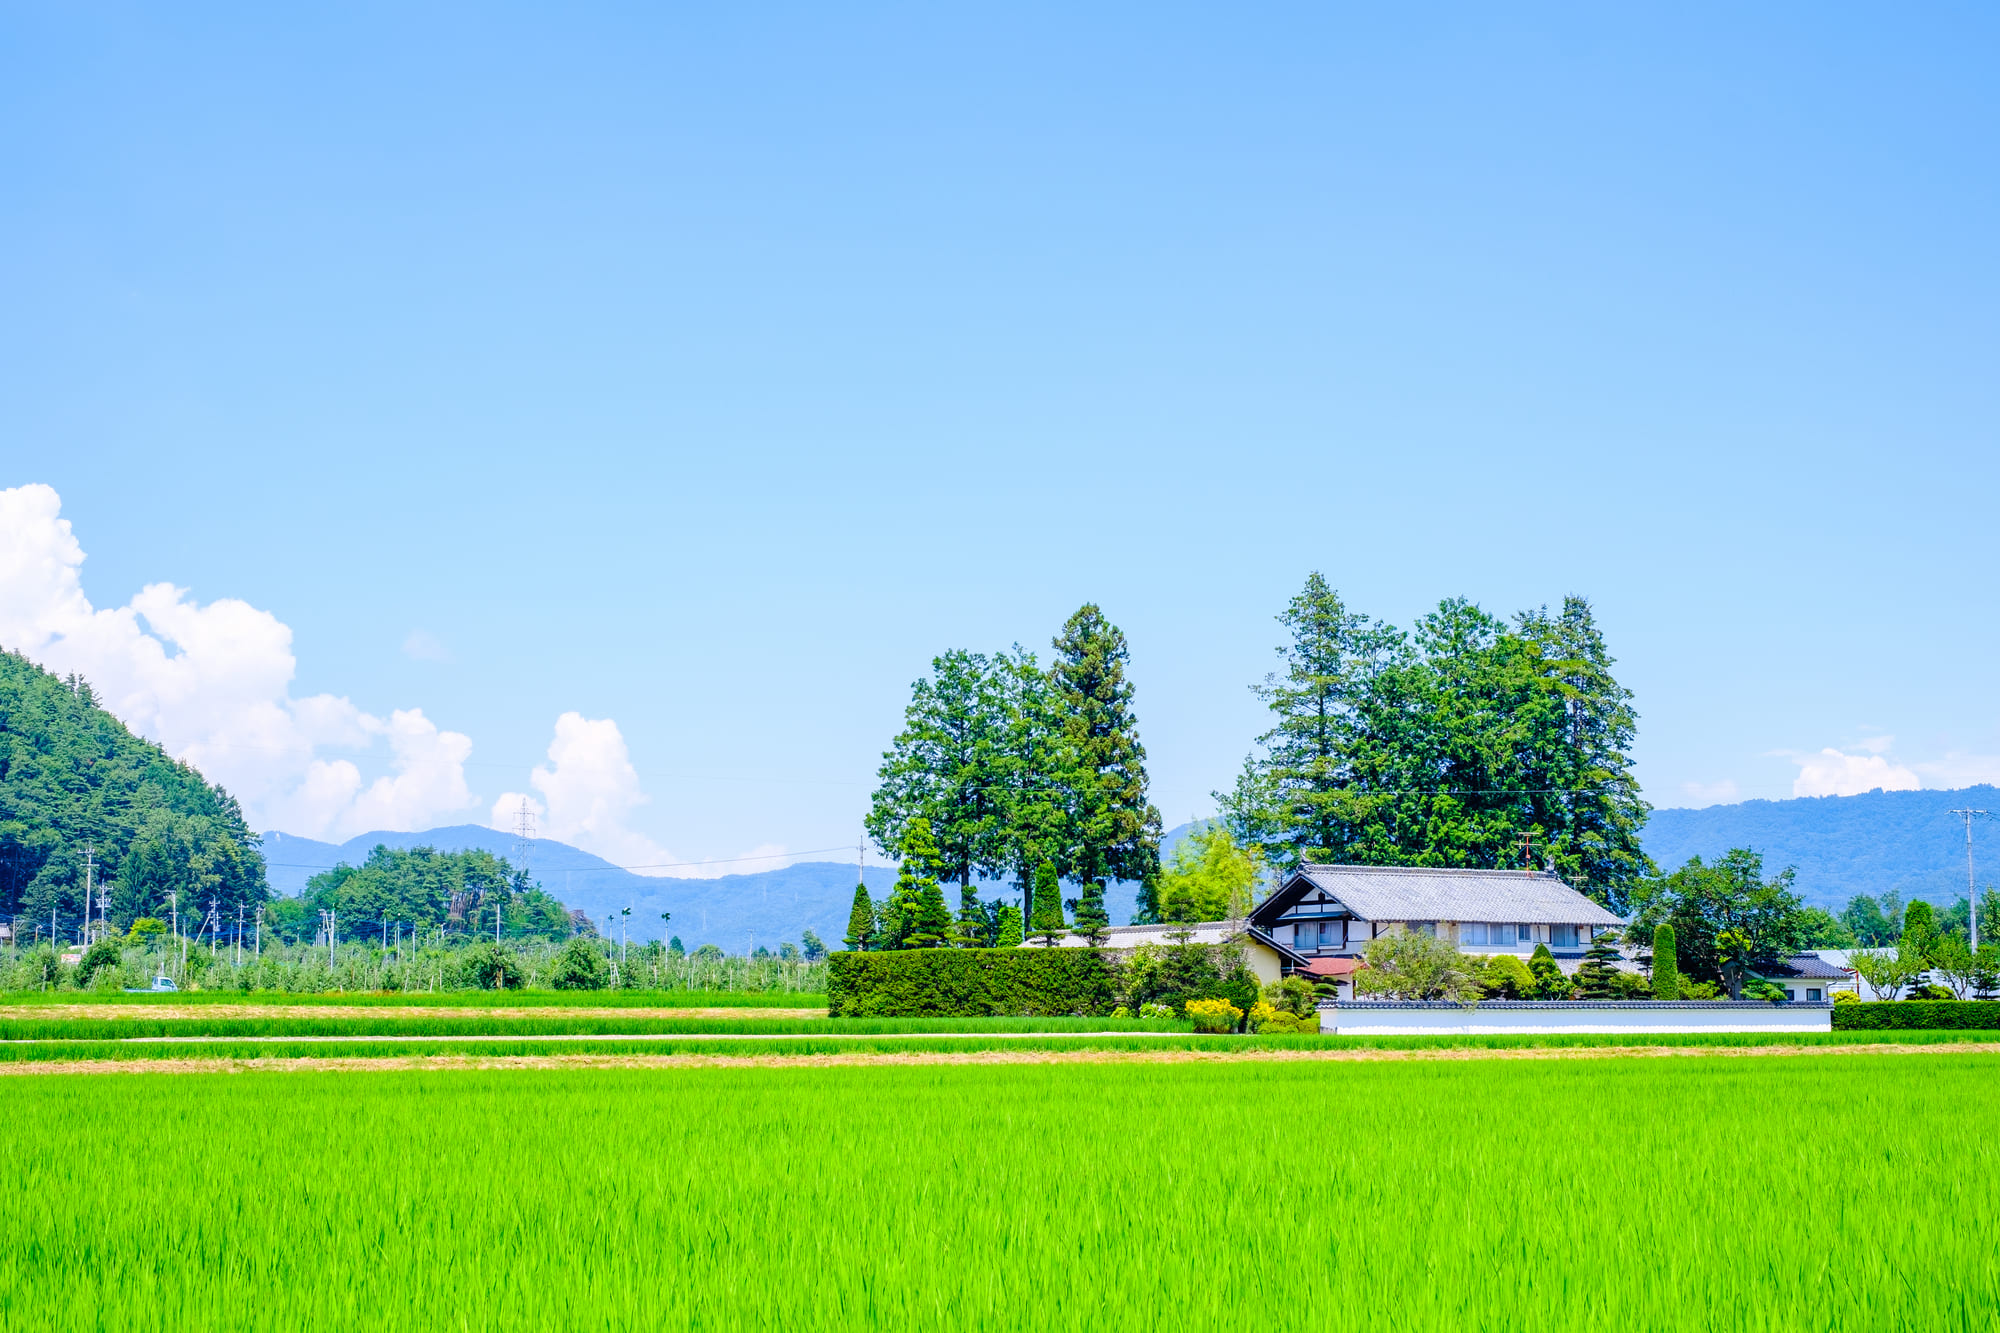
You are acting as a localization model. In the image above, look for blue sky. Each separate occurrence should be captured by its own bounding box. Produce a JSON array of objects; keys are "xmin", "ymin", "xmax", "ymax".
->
[{"xmin": 2, "ymin": 3, "xmax": 1997, "ymax": 873}]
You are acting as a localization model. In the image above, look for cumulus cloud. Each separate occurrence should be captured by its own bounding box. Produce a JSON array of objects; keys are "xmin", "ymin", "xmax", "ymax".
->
[
  {"xmin": 493, "ymin": 713, "xmax": 707, "ymax": 876},
  {"xmin": 1790, "ymin": 746, "xmax": 1922, "ymax": 798},
  {"xmin": 0, "ymin": 483, "xmax": 480, "ymax": 840}
]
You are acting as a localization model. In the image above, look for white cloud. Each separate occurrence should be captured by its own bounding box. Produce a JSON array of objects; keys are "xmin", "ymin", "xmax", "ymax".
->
[
  {"xmin": 490, "ymin": 714, "xmax": 791, "ymax": 878},
  {"xmin": 0, "ymin": 483, "xmax": 479, "ymax": 840},
  {"xmin": 1791, "ymin": 747, "xmax": 1922, "ymax": 798},
  {"xmin": 1680, "ymin": 779, "xmax": 1740, "ymax": 807},
  {"xmin": 492, "ymin": 712, "xmax": 697, "ymax": 876},
  {"xmin": 401, "ymin": 629, "xmax": 450, "ymax": 662}
]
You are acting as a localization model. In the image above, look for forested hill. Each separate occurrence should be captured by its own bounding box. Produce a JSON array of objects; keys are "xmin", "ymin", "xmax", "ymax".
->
[
  {"xmin": 1643, "ymin": 785, "xmax": 2000, "ymax": 908},
  {"xmin": 0, "ymin": 651, "xmax": 266, "ymax": 934}
]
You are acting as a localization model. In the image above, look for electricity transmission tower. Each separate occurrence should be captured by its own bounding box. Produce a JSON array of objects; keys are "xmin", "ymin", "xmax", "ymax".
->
[
  {"xmin": 511, "ymin": 798, "xmax": 537, "ymax": 882},
  {"xmin": 1949, "ymin": 808, "xmax": 1992, "ymax": 951}
]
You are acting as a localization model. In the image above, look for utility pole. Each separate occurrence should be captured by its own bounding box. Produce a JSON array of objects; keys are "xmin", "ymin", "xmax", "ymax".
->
[
  {"xmin": 255, "ymin": 905, "xmax": 262, "ymax": 961},
  {"xmin": 1949, "ymin": 809, "xmax": 1992, "ymax": 951},
  {"xmin": 621, "ymin": 906, "xmax": 631, "ymax": 968},
  {"xmin": 236, "ymin": 905, "xmax": 244, "ymax": 967},
  {"xmin": 82, "ymin": 844, "xmax": 94, "ymax": 944}
]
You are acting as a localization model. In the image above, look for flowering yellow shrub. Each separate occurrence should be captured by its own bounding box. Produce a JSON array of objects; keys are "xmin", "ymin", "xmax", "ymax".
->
[
  {"xmin": 1249, "ymin": 1001, "xmax": 1316, "ymax": 1034},
  {"xmin": 1185, "ymin": 997, "xmax": 1244, "ymax": 1033}
]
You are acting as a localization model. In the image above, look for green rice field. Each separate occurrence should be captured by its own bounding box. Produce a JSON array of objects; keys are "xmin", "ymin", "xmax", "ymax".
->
[
  {"xmin": 3, "ymin": 1053, "xmax": 1995, "ymax": 1331},
  {"xmin": 0, "ymin": 988, "xmax": 829, "ymax": 1009}
]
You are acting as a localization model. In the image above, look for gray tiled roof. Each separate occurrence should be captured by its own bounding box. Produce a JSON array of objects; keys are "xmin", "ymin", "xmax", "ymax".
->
[
  {"xmin": 1770, "ymin": 953, "xmax": 1849, "ymax": 980},
  {"xmin": 1293, "ymin": 864, "xmax": 1624, "ymax": 926}
]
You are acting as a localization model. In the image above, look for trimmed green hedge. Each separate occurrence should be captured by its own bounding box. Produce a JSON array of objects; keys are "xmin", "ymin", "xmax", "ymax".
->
[
  {"xmin": 828, "ymin": 949, "xmax": 1119, "ymax": 1017},
  {"xmin": 1831, "ymin": 1001, "xmax": 2000, "ymax": 1031}
]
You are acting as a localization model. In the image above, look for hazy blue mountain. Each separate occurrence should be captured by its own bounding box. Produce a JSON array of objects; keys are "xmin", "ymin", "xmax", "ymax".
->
[
  {"xmin": 1641, "ymin": 785, "xmax": 2000, "ymax": 908},
  {"xmin": 260, "ymin": 825, "xmax": 1145, "ymax": 951},
  {"xmin": 264, "ymin": 784, "xmax": 1993, "ymax": 949}
]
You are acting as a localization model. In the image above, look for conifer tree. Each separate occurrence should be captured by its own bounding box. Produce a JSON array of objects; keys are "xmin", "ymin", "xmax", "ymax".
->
[
  {"xmin": 993, "ymin": 902, "xmax": 1024, "ymax": 950},
  {"xmin": 1052, "ymin": 605, "xmax": 1162, "ymax": 914},
  {"xmin": 1572, "ymin": 929, "xmax": 1623, "ymax": 998},
  {"xmin": 1651, "ymin": 923, "xmax": 1680, "ymax": 999},
  {"xmin": 1527, "ymin": 943, "xmax": 1570, "ymax": 999},
  {"xmin": 843, "ymin": 883, "xmax": 876, "ymax": 952},
  {"xmin": 890, "ymin": 818, "xmax": 953, "ymax": 949},
  {"xmin": 1073, "ymin": 878, "xmax": 1110, "ymax": 945},
  {"xmin": 1900, "ymin": 900, "xmax": 1938, "ymax": 964},
  {"xmin": 953, "ymin": 884, "xmax": 989, "ymax": 947},
  {"xmin": 1028, "ymin": 861, "xmax": 1068, "ymax": 945}
]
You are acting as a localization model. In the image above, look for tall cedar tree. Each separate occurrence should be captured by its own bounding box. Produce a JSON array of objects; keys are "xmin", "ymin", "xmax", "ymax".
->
[
  {"xmin": 1051, "ymin": 605, "xmax": 1163, "ymax": 917},
  {"xmin": 1221, "ymin": 577, "xmax": 1651, "ymax": 911},
  {"xmin": 1651, "ymin": 923, "xmax": 1680, "ymax": 999},
  {"xmin": 843, "ymin": 883, "xmax": 875, "ymax": 951},
  {"xmin": 1029, "ymin": 861, "xmax": 1068, "ymax": 945},
  {"xmin": 887, "ymin": 819, "xmax": 953, "ymax": 949},
  {"xmin": 866, "ymin": 650, "xmax": 1009, "ymax": 908}
]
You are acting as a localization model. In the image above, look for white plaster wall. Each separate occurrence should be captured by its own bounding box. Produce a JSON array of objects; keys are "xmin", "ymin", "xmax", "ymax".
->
[{"xmin": 1322, "ymin": 1003, "xmax": 1832, "ymax": 1035}]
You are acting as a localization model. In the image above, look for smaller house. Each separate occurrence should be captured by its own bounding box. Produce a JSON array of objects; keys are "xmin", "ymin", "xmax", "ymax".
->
[{"xmin": 1769, "ymin": 952, "xmax": 1849, "ymax": 1004}]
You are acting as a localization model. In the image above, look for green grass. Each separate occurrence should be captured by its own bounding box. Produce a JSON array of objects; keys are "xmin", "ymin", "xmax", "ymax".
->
[
  {"xmin": 0, "ymin": 1013, "xmax": 1179, "ymax": 1041},
  {"xmin": 0, "ymin": 1026, "xmax": 1991, "ymax": 1064},
  {"xmin": 2, "ymin": 1054, "xmax": 1993, "ymax": 1331},
  {"xmin": 0, "ymin": 988, "xmax": 828, "ymax": 1009}
]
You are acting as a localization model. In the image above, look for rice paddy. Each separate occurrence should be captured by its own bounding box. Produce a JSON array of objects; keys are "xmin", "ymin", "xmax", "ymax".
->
[{"xmin": 3, "ymin": 1052, "xmax": 1993, "ymax": 1332}]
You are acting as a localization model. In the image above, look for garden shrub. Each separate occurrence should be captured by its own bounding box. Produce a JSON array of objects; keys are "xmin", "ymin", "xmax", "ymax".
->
[
  {"xmin": 1262, "ymin": 975, "xmax": 1318, "ymax": 1019},
  {"xmin": 827, "ymin": 948, "xmax": 1118, "ymax": 1017},
  {"xmin": 1477, "ymin": 953, "xmax": 1535, "ymax": 999},
  {"xmin": 1249, "ymin": 1001, "xmax": 1316, "ymax": 1034},
  {"xmin": 1831, "ymin": 1000, "xmax": 2000, "ymax": 1030},
  {"xmin": 1137, "ymin": 1001, "xmax": 1175, "ymax": 1020},
  {"xmin": 1831, "ymin": 990, "xmax": 1860, "ymax": 1006},
  {"xmin": 1186, "ymin": 998, "xmax": 1243, "ymax": 1033}
]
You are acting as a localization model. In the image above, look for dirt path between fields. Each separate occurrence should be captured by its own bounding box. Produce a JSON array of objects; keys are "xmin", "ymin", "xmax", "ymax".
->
[
  {"xmin": 0, "ymin": 1004, "xmax": 828, "ymax": 1022},
  {"xmin": 3, "ymin": 1041, "xmax": 1995, "ymax": 1077}
]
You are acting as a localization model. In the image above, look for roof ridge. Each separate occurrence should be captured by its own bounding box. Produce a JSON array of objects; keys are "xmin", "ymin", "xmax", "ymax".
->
[{"xmin": 1300, "ymin": 863, "xmax": 1556, "ymax": 878}]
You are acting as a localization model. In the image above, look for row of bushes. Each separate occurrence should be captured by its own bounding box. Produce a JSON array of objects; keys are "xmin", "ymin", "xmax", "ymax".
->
[
  {"xmin": 1831, "ymin": 1001, "xmax": 2000, "ymax": 1030},
  {"xmin": 827, "ymin": 945, "xmax": 1267, "ymax": 1019}
]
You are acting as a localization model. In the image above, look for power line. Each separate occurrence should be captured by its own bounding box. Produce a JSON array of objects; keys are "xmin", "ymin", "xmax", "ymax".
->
[{"xmin": 258, "ymin": 844, "xmax": 868, "ymax": 875}]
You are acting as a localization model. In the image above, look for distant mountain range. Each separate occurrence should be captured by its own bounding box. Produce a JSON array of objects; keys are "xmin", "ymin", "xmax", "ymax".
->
[
  {"xmin": 1641, "ymin": 785, "xmax": 2000, "ymax": 909},
  {"xmin": 261, "ymin": 786, "xmax": 2000, "ymax": 948},
  {"xmin": 261, "ymin": 825, "xmax": 1147, "ymax": 952}
]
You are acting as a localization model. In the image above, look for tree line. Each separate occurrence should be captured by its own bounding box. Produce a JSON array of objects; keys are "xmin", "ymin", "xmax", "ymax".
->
[
  {"xmin": 853, "ymin": 604, "xmax": 1163, "ymax": 948},
  {"xmin": 1219, "ymin": 574, "xmax": 1652, "ymax": 912}
]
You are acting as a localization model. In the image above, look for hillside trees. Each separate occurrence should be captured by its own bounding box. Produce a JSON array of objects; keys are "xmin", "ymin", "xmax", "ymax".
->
[
  {"xmin": 295, "ymin": 846, "xmax": 573, "ymax": 942},
  {"xmin": 0, "ymin": 651, "xmax": 267, "ymax": 933},
  {"xmin": 864, "ymin": 607, "xmax": 1162, "ymax": 942},
  {"xmin": 1219, "ymin": 576, "xmax": 1651, "ymax": 910}
]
